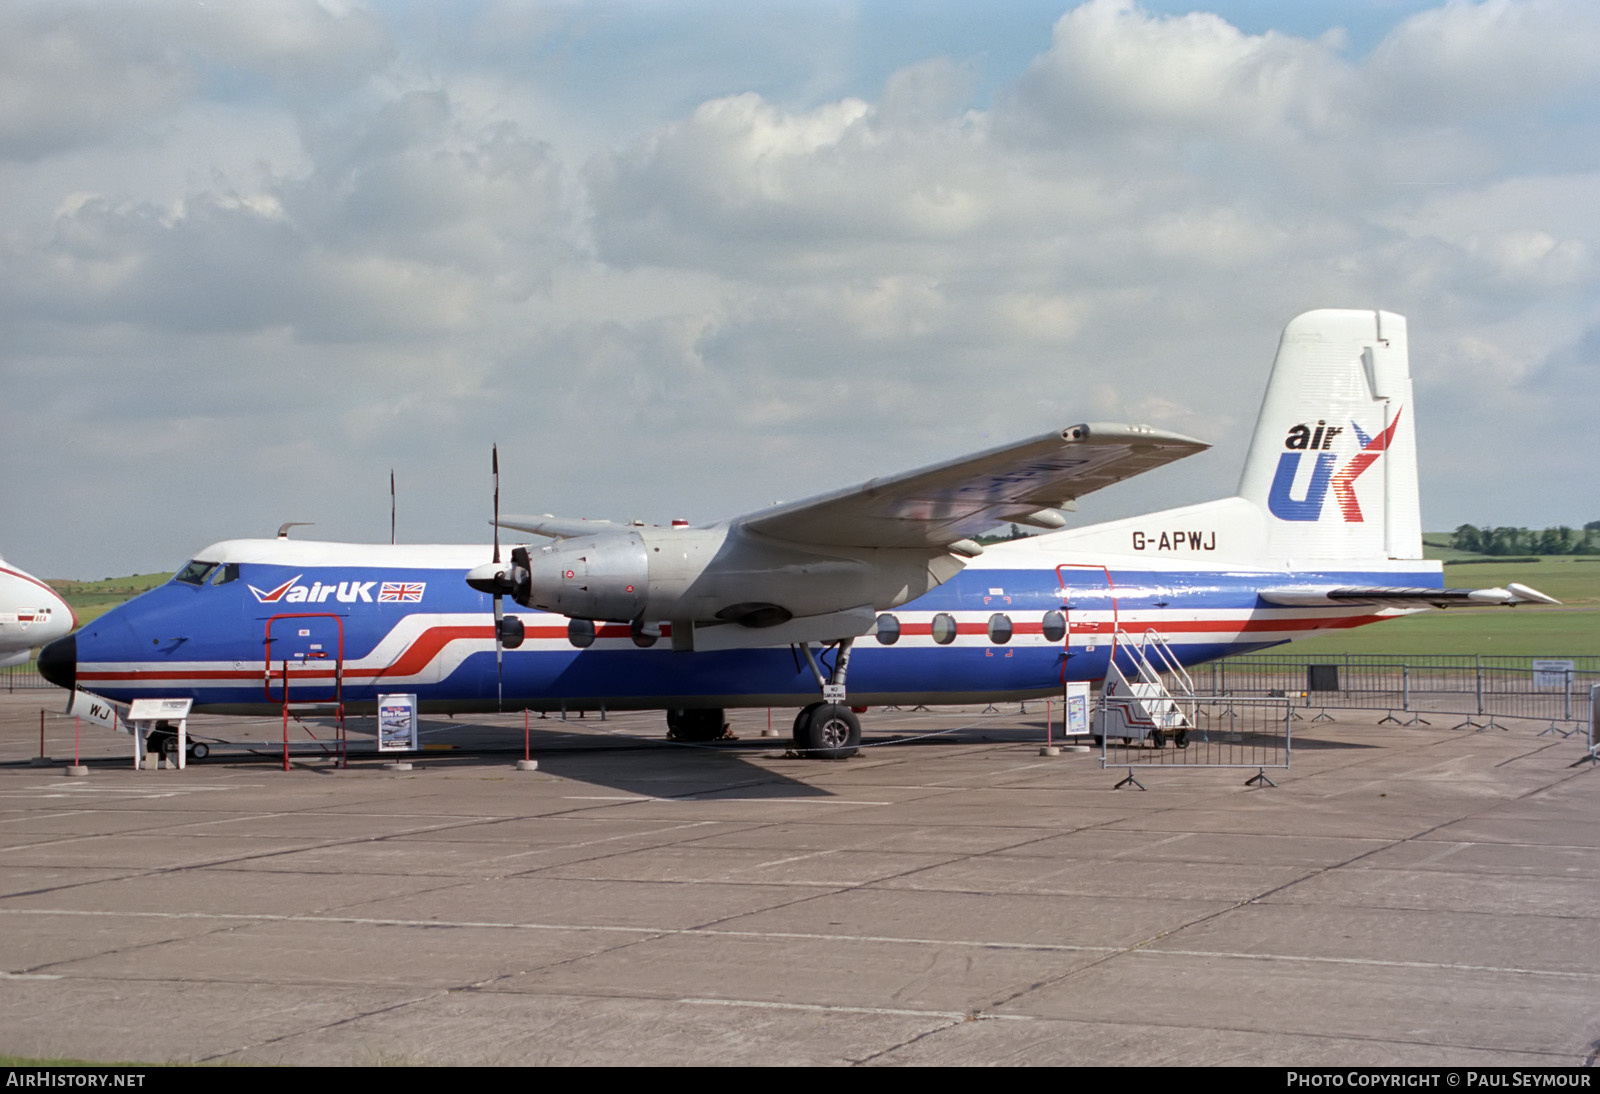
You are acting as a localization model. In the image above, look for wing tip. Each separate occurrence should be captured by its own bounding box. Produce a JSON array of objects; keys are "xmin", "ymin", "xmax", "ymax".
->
[{"xmin": 1074, "ymin": 422, "xmax": 1211, "ymax": 451}]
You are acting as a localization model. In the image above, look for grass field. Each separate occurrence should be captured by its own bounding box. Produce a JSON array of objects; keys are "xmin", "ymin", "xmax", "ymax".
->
[
  {"xmin": 32, "ymin": 544, "xmax": 1600, "ymax": 659},
  {"xmin": 48, "ymin": 573, "xmax": 171, "ymax": 628}
]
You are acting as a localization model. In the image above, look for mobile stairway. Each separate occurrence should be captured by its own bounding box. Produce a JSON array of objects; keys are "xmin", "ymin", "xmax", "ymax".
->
[{"xmin": 1094, "ymin": 628, "xmax": 1195, "ymax": 748}]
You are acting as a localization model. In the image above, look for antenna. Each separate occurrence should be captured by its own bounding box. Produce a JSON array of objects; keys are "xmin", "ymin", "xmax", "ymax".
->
[{"xmin": 390, "ymin": 469, "xmax": 396, "ymax": 545}]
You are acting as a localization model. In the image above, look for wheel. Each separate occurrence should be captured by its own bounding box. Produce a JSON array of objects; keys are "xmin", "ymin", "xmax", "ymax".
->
[
  {"xmin": 1174, "ymin": 729, "xmax": 1188, "ymax": 749},
  {"xmin": 189, "ymin": 741, "xmax": 209, "ymax": 760},
  {"xmin": 792, "ymin": 702, "xmax": 822, "ymax": 745},
  {"xmin": 157, "ymin": 734, "xmax": 179, "ymax": 757},
  {"xmin": 794, "ymin": 704, "xmax": 860, "ymax": 760},
  {"xmin": 667, "ymin": 708, "xmax": 726, "ymax": 742},
  {"xmin": 1149, "ymin": 728, "xmax": 1166, "ymax": 749}
]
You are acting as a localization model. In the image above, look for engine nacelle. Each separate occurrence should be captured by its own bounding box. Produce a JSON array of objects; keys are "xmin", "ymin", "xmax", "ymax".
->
[
  {"xmin": 523, "ymin": 532, "xmax": 650, "ymax": 621},
  {"xmin": 487, "ymin": 522, "xmax": 955, "ymax": 629}
]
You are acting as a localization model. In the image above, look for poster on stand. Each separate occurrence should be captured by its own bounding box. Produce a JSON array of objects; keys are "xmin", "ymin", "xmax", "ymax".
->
[
  {"xmin": 377, "ymin": 694, "xmax": 418, "ymax": 752},
  {"xmin": 1063, "ymin": 681, "xmax": 1090, "ymax": 737}
]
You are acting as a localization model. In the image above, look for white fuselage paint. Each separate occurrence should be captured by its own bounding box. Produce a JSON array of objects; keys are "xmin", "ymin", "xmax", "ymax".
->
[{"xmin": 0, "ymin": 558, "xmax": 74, "ymax": 668}]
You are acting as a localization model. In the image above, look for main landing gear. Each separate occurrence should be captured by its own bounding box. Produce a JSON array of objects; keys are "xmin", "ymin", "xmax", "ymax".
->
[
  {"xmin": 666, "ymin": 708, "xmax": 729, "ymax": 742},
  {"xmin": 662, "ymin": 638, "xmax": 863, "ymax": 759}
]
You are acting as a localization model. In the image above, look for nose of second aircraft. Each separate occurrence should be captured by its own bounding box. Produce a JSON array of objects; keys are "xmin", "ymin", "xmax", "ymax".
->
[{"xmin": 37, "ymin": 633, "xmax": 75, "ymax": 692}]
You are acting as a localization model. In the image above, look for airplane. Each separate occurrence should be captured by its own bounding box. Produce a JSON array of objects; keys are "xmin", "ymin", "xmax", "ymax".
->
[
  {"xmin": 37, "ymin": 309, "xmax": 1556, "ymax": 758},
  {"xmin": 0, "ymin": 557, "xmax": 75, "ymax": 669}
]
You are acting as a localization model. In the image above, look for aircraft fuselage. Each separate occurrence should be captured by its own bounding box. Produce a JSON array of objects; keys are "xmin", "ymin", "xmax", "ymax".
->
[{"xmin": 44, "ymin": 538, "xmax": 1439, "ymax": 714}]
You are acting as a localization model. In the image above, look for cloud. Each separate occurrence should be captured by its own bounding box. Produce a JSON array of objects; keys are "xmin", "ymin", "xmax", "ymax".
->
[
  {"xmin": 3, "ymin": 88, "xmax": 578, "ymax": 343},
  {"xmin": 0, "ymin": 1, "xmax": 392, "ymax": 162},
  {"xmin": 1007, "ymin": 0, "xmax": 1351, "ymax": 140},
  {"xmin": 3, "ymin": 1, "xmax": 1599, "ymax": 577},
  {"xmin": 1368, "ymin": 0, "xmax": 1600, "ymax": 120}
]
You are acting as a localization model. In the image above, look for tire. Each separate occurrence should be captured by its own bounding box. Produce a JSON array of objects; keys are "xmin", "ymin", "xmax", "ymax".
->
[
  {"xmin": 794, "ymin": 703, "xmax": 860, "ymax": 760},
  {"xmin": 1174, "ymin": 729, "xmax": 1188, "ymax": 749},
  {"xmin": 189, "ymin": 742, "xmax": 209, "ymax": 760},
  {"xmin": 667, "ymin": 708, "xmax": 726, "ymax": 742},
  {"xmin": 1150, "ymin": 728, "xmax": 1166, "ymax": 749},
  {"xmin": 792, "ymin": 702, "xmax": 822, "ymax": 745}
]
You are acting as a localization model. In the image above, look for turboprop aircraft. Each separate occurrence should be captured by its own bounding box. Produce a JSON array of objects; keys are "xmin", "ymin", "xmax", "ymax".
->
[
  {"xmin": 0, "ymin": 557, "xmax": 74, "ymax": 669},
  {"xmin": 38, "ymin": 310, "xmax": 1555, "ymax": 758}
]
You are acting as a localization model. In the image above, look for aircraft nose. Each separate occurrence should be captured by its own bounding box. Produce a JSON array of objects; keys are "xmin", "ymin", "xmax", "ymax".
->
[{"xmin": 37, "ymin": 633, "xmax": 75, "ymax": 691}]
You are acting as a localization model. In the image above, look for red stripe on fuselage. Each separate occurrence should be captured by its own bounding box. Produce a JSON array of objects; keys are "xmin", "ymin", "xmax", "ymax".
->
[{"xmin": 75, "ymin": 611, "xmax": 1389, "ymax": 687}]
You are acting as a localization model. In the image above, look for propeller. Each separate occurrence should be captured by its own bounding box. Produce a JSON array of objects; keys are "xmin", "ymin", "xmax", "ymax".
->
[
  {"xmin": 466, "ymin": 445, "xmax": 528, "ymax": 709},
  {"xmin": 492, "ymin": 445, "xmax": 503, "ymax": 707}
]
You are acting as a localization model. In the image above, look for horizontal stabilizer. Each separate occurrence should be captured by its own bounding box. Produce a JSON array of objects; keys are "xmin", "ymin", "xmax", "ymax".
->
[{"xmin": 1260, "ymin": 583, "xmax": 1560, "ymax": 608}]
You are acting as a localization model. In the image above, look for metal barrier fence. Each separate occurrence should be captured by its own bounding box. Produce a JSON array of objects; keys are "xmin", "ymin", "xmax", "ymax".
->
[
  {"xmin": 1191, "ymin": 655, "xmax": 1596, "ymax": 732},
  {"xmin": 1590, "ymin": 684, "xmax": 1599, "ymax": 763},
  {"xmin": 1101, "ymin": 696, "xmax": 1290, "ymax": 783},
  {"xmin": 3, "ymin": 660, "xmax": 48, "ymax": 692}
]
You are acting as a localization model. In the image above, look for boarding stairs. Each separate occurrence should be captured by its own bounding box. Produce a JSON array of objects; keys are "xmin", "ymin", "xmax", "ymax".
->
[{"xmin": 1096, "ymin": 628, "xmax": 1195, "ymax": 748}]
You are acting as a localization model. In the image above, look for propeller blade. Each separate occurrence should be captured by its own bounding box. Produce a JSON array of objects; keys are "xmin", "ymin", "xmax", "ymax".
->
[{"xmin": 494, "ymin": 592, "xmax": 504, "ymax": 710}]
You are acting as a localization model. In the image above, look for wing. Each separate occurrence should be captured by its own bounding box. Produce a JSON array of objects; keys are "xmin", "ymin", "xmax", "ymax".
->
[
  {"xmin": 1259, "ymin": 583, "xmax": 1560, "ymax": 608},
  {"xmin": 737, "ymin": 423, "xmax": 1209, "ymax": 550}
]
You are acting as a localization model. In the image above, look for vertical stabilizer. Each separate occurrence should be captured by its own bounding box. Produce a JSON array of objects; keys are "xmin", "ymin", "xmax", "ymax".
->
[{"xmin": 1235, "ymin": 309, "xmax": 1421, "ymax": 562}]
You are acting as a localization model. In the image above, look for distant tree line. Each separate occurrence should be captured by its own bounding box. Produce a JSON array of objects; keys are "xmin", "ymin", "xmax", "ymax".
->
[
  {"xmin": 1453, "ymin": 523, "xmax": 1600, "ymax": 555},
  {"xmin": 974, "ymin": 524, "xmax": 1037, "ymax": 545}
]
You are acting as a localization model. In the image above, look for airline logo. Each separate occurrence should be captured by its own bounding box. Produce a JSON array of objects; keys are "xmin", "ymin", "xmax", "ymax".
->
[
  {"xmin": 1267, "ymin": 410, "xmax": 1402, "ymax": 523},
  {"xmin": 247, "ymin": 575, "xmax": 424, "ymax": 604}
]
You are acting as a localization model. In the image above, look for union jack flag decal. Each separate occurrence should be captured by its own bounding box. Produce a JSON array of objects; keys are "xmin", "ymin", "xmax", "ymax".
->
[{"xmin": 378, "ymin": 582, "xmax": 426, "ymax": 602}]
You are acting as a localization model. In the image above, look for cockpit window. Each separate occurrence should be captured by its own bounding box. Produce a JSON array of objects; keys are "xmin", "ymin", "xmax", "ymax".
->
[
  {"xmin": 210, "ymin": 563, "xmax": 240, "ymax": 586},
  {"xmin": 175, "ymin": 560, "xmax": 219, "ymax": 586}
]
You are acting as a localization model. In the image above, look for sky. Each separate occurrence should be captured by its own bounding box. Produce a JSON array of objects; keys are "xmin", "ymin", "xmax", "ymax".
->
[{"xmin": 2, "ymin": 0, "xmax": 1597, "ymax": 579}]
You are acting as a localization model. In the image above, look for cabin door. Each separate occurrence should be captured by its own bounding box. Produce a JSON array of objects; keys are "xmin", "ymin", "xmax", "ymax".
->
[{"xmin": 263, "ymin": 613, "xmax": 345, "ymax": 705}]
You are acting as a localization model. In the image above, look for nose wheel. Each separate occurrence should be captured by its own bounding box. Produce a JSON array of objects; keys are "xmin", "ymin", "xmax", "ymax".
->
[
  {"xmin": 789, "ymin": 638, "xmax": 862, "ymax": 759},
  {"xmin": 792, "ymin": 702, "xmax": 860, "ymax": 760}
]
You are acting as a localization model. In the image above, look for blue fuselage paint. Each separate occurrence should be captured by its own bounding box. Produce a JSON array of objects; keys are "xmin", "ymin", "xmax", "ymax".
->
[{"xmin": 68, "ymin": 555, "xmax": 1441, "ymax": 714}]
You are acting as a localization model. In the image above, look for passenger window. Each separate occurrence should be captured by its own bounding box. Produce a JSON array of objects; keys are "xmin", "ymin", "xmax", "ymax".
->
[
  {"xmin": 931, "ymin": 613, "xmax": 957, "ymax": 645},
  {"xmin": 568, "ymin": 619, "xmax": 596, "ymax": 649},
  {"xmin": 874, "ymin": 614, "xmax": 900, "ymax": 645},
  {"xmin": 175, "ymin": 560, "xmax": 218, "ymax": 586},
  {"xmin": 1042, "ymin": 610, "xmax": 1066, "ymax": 642},
  {"xmin": 987, "ymin": 613, "xmax": 1012, "ymax": 644}
]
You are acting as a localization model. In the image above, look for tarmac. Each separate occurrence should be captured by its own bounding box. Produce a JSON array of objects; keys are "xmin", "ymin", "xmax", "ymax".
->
[{"xmin": 1, "ymin": 690, "xmax": 1597, "ymax": 1066}]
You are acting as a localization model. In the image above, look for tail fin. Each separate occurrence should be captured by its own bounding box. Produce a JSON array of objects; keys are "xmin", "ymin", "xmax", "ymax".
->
[
  {"xmin": 1235, "ymin": 309, "xmax": 1421, "ymax": 562},
  {"xmin": 1054, "ymin": 309, "xmax": 1422, "ymax": 565}
]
